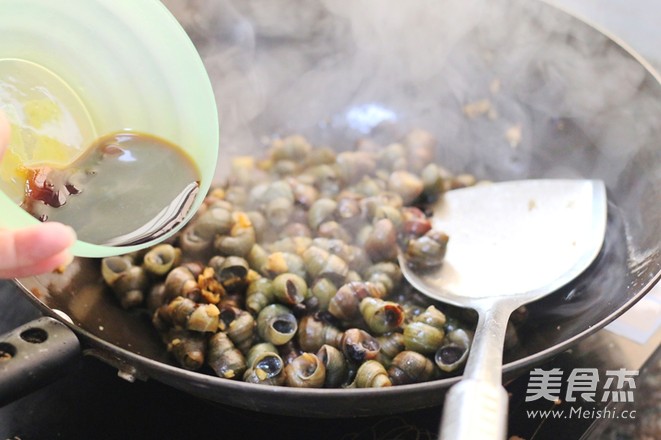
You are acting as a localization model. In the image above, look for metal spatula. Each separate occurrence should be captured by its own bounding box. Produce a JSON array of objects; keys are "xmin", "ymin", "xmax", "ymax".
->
[{"xmin": 399, "ymin": 179, "xmax": 607, "ymax": 440}]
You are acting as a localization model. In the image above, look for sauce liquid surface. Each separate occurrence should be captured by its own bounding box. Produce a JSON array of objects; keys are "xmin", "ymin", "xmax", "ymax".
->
[{"xmin": 22, "ymin": 132, "xmax": 200, "ymax": 246}]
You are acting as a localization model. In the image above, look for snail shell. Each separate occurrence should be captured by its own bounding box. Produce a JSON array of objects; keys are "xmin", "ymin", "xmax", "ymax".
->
[
  {"xmin": 208, "ymin": 332, "xmax": 247, "ymax": 379},
  {"xmin": 308, "ymin": 278, "xmax": 337, "ymax": 312},
  {"xmin": 272, "ymin": 273, "xmax": 308, "ymax": 306},
  {"xmin": 359, "ymin": 297, "xmax": 405, "ymax": 335},
  {"xmin": 317, "ymin": 344, "xmax": 348, "ymax": 388},
  {"xmin": 166, "ymin": 328, "xmax": 206, "ymax": 371},
  {"xmin": 387, "ymin": 170, "xmax": 424, "ymax": 205},
  {"xmin": 351, "ymin": 360, "xmax": 392, "ymax": 388},
  {"xmin": 101, "ymin": 256, "xmax": 148, "ymax": 309},
  {"xmin": 413, "ymin": 305, "xmax": 447, "ymax": 330},
  {"xmin": 211, "ymin": 255, "xmax": 250, "ymax": 293},
  {"xmin": 328, "ymin": 281, "xmax": 384, "ymax": 322},
  {"xmin": 160, "ymin": 296, "xmax": 220, "ymax": 333},
  {"xmin": 257, "ymin": 304, "xmax": 298, "ymax": 346},
  {"xmin": 285, "ymin": 353, "xmax": 326, "ymax": 388},
  {"xmin": 297, "ymin": 314, "xmax": 343, "ymax": 353},
  {"xmin": 375, "ymin": 331, "xmax": 406, "ymax": 367},
  {"xmin": 142, "ymin": 244, "xmax": 181, "ymax": 277},
  {"xmin": 219, "ymin": 305, "xmax": 256, "ymax": 354},
  {"xmin": 244, "ymin": 343, "xmax": 286, "ymax": 386},
  {"xmin": 388, "ymin": 350, "xmax": 436, "ymax": 385},
  {"xmin": 262, "ymin": 252, "xmax": 306, "ymax": 280},
  {"xmin": 246, "ymin": 277, "xmax": 275, "ymax": 315},
  {"xmin": 404, "ymin": 229, "xmax": 449, "ymax": 270},
  {"xmin": 214, "ymin": 212, "xmax": 256, "ymax": 258},
  {"xmin": 163, "ymin": 265, "xmax": 199, "ymax": 302},
  {"xmin": 340, "ymin": 328, "xmax": 380, "ymax": 364},
  {"xmin": 308, "ymin": 198, "xmax": 338, "ymax": 230},
  {"xmin": 403, "ymin": 322, "xmax": 445, "ymax": 354},
  {"xmin": 435, "ymin": 328, "xmax": 472, "ymax": 373},
  {"xmin": 302, "ymin": 246, "xmax": 348, "ymax": 285}
]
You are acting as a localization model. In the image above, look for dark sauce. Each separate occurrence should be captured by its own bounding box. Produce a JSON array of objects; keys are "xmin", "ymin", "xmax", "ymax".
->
[{"xmin": 22, "ymin": 132, "xmax": 201, "ymax": 246}]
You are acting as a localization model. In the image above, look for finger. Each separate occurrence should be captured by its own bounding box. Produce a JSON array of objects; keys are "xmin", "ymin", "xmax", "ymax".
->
[
  {"xmin": 0, "ymin": 248, "xmax": 73, "ymax": 279},
  {"xmin": 0, "ymin": 222, "xmax": 77, "ymax": 274}
]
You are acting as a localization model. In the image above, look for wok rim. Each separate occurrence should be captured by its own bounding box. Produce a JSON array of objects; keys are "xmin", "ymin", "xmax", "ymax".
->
[{"xmin": 11, "ymin": 271, "xmax": 660, "ymax": 413}]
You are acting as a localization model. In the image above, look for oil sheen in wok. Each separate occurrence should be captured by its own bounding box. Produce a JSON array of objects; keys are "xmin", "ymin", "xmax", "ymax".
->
[{"xmin": 22, "ymin": 132, "xmax": 200, "ymax": 246}]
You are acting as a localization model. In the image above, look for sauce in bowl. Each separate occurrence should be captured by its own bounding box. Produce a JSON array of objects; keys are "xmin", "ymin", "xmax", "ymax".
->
[{"xmin": 21, "ymin": 132, "xmax": 200, "ymax": 246}]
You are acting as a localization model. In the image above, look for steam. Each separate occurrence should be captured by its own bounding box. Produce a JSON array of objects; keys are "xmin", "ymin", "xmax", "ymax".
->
[
  {"xmin": 162, "ymin": 0, "xmax": 659, "ymax": 262},
  {"xmin": 159, "ymin": 0, "xmax": 660, "ymax": 319}
]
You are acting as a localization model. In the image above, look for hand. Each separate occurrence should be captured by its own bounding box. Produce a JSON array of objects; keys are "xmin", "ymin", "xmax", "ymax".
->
[{"xmin": 0, "ymin": 110, "xmax": 77, "ymax": 278}]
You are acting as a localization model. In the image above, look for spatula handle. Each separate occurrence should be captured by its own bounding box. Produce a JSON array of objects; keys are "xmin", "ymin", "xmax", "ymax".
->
[
  {"xmin": 439, "ymin": 378, "xmax": 509, "ymax": 440},
  {"xmin": 438, "ymin": 302, "xmax": 513, "ymax": 440}
]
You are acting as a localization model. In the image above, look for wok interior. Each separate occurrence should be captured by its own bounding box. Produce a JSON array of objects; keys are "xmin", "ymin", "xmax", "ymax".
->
[{"xmin": 16, "ymin": 0, "xmax": 661, "ymax": 411}]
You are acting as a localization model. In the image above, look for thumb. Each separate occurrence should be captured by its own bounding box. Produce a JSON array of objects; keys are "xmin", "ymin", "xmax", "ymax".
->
[{"xmin": 0, "ymin": 222, "xmax": 77, "ymax": 278}]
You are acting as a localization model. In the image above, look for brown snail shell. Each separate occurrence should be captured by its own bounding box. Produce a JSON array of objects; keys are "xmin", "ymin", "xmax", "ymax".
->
[
  {"xmin": 388, "ymin": 350, "xmax": 436, "ymax": 385},
  {"xmin": 340, "ymin": 328, "xmax": 380, "ymax": 364},
  {"xmin": 285, "ymin": 353, "xmax": 326, "ymax": 388},
  {"xmin": 328, "ymin": 281, "xmax": 385, "ymax": 322}
]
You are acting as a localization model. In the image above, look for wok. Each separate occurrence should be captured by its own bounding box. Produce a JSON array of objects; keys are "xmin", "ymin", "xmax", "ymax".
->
[{"xmin": 4, "ymin": 0, "xmax": 661, "ymax": 417}]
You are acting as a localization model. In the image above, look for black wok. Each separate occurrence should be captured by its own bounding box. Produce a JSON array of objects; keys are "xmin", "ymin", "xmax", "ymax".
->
[{"xmin": 3, "ymin": 0, "xmax": 660, "ymax": 417}]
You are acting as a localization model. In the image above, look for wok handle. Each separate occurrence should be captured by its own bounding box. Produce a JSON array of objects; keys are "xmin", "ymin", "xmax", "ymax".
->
[{"xmin": 0, "ymin": 317, "xmax": 81, "ymax": 406}]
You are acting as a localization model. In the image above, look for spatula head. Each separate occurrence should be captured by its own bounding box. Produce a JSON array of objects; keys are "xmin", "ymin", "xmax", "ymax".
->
[{"xmin": 402, "ymin": 179, "xmax": 607, "ymax": 306}]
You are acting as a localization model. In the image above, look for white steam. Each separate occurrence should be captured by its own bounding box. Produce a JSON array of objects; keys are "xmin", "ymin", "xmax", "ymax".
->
[{"xmin": 162, "ymin": 0, "xmax": 657, "ymax": 189}]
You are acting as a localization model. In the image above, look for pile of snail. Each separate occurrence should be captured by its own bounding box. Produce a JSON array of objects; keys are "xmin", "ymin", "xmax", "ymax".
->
[{"xmin": 100, "ymin": 130, "xmax": 517, "ymax": 388}]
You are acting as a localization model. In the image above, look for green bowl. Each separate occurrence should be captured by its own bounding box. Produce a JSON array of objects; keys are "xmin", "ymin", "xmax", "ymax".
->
[{"xmin": 0, "ymin": 0, "xmax": 218, "ymax": 258}]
